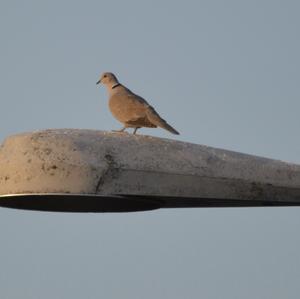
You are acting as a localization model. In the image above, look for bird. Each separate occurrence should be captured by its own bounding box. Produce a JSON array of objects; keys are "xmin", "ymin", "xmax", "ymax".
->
[{"xmin": 96, "ymin": 72, "xmax": 179, "ymax": 135}]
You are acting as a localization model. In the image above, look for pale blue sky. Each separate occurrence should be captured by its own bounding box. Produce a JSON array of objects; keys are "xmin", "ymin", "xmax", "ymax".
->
[{"xmin": 0, "ymin": 0, "xmax": 300, "ymax": 298}]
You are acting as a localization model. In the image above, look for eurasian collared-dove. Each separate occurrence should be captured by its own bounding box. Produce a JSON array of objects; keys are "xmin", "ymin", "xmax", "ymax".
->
[{"xmin": 96, "ymin": 72, "xmax": 179, "ymax": 135}]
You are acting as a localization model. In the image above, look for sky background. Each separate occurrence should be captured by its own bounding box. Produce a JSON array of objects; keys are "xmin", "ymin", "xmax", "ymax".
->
[{"xmin": 0, "ymin": 0, "xmax": 300, "ymax": 298}]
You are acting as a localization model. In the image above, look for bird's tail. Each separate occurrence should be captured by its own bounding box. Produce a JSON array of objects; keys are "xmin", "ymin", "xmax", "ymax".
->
[{"xmin": 146, "ymin": 106, "xmax": 180, "ymax": 135}]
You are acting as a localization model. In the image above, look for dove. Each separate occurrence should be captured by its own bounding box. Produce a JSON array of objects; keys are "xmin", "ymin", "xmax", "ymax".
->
[{"xmin": 96, "ymin": 72, "xmax": 179, "ymax": 135}]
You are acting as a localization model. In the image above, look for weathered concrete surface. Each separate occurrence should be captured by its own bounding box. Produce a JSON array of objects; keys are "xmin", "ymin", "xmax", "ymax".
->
[{"xmin": 0, "ymin": 129, "xmax": 299, "ymax": 212}]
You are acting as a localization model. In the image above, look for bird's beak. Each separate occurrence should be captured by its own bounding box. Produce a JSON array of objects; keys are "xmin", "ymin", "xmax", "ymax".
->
[{"xmin": 96, "ymin": 79, "xmax": 101, "ymax": 85}]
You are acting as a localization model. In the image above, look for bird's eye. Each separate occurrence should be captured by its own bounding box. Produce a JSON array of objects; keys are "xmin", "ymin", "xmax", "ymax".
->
[{"xmin": 103, "ymin": 75, "xmax": 107, "ymax": 78}]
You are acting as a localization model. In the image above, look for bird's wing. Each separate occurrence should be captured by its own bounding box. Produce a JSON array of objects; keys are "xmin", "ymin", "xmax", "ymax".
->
[
  {"xmin": 126, "ymin": 92, "xmax": 179, "ymax": 134},
  {"xmin": 126, "ymin": 93, "xmax": 150, "ymax": 106},
  {"xmin": 109, "ymin": 92, "xmax": 149, "ymax": 124},
  {"xmin": 145, "ymin": 105, "xmax": 180, "ymax": 135}
]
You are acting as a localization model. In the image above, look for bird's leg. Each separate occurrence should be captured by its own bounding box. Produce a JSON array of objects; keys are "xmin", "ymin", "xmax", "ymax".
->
[
  {"xmin": 112, "ymin": 127, "xmax": 127, "ymax": 133},
  {"xmin": 133, "ymin": 127, "xmax": 140, "ymax": 135}
]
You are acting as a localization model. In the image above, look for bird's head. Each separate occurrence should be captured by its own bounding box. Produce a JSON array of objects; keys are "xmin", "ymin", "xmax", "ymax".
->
[{"xmin": 96, "ymin": 72, "xmax": 118, "ymax": 85}]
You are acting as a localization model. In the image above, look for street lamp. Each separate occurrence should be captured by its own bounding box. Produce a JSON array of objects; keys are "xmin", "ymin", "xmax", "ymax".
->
[{"xmin": 0, "ymin": 129, "xmax": 299, "ymax": 212}]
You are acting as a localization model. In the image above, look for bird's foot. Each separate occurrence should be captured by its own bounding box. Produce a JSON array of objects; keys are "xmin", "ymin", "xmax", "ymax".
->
[{"xmin": 112, "ymin": 127, "xmax": 127, "ymax": 133}]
